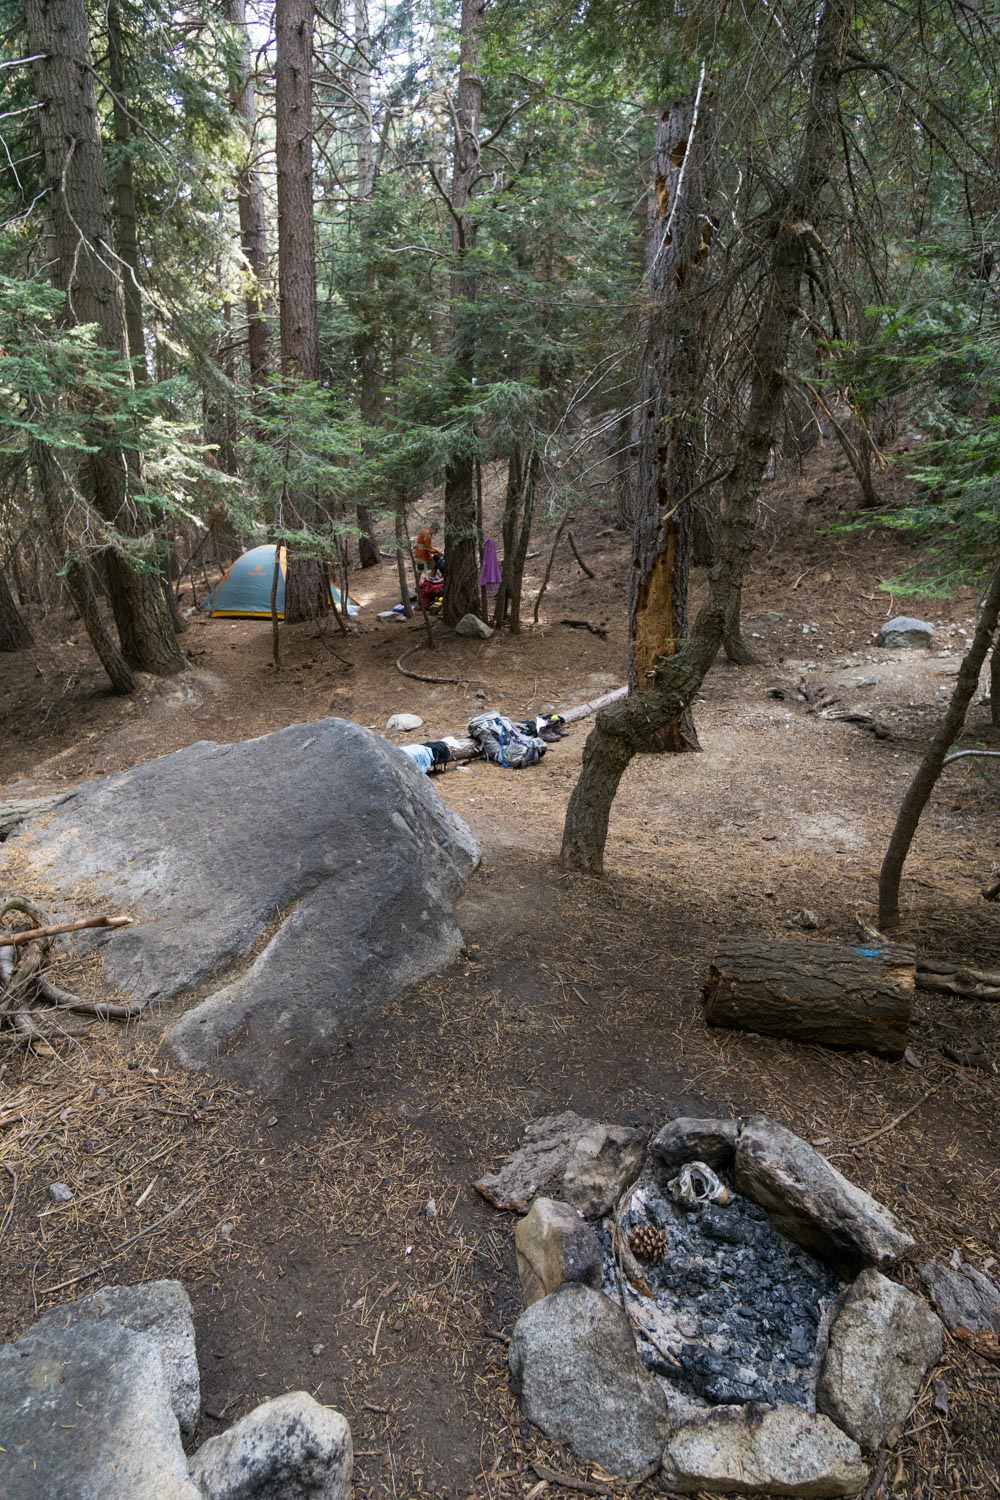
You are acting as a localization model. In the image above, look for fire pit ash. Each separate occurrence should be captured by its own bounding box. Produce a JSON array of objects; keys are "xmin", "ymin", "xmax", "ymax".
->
[{"xmin": 604, "ymin": 1159, "xmax": 845, "ymax": 1411}]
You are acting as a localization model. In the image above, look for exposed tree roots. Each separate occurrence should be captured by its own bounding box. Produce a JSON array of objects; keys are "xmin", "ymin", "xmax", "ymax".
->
[{"xmin": 0, "ymin": 896, "xmax": 148, "ymax": 1045}]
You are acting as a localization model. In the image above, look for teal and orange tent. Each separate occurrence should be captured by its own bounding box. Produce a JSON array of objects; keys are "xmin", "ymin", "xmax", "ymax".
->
[{"xmin": 206, "ymin": 544, "xmax": 359, "ymax": 619}]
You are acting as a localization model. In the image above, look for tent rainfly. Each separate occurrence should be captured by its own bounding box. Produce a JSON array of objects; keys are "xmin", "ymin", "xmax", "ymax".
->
[{"xmin": 206, "ymin": 544, "xmax": 359, "ymax": 619}]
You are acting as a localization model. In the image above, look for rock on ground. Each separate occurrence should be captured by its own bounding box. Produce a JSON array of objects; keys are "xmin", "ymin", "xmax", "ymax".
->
[
  {"xmin": 189, "ymin": 1392, "xmax": 352, "ymax": 1500},
  {"xmin": 34, "ymin": 1280, "xmax": 199, "ymax": 1436},
  {"xmin": 386, "ymin": 712, "xmax": 423, "ymax": 731},
  {"xmin": 475, "ymin": 1111, "xmax": 645, "ymax": 1217},
  {"xmin": 649, "ymin": 1116, "xmax": 739, "ymax": 1176},
  {"xmin": 818, "ymin": 1270, "xmax": 942, "ymax": 1450},
  {"xmin": 0, "ymin": 1319, "xmax": 198, "ymax": 1499},
  {"xmin": 661, "ymin": 1404, "xmax": 868, "ymax": 1497},
  {"xmin": 509, "ymin": 1284, "xmax": 667, "ymax": 1481},
  {"xmin": 514, "ymin": 1197, "xmax": 603, "ymax": 1307},
  {"xmin": 455, "ymin": 613, "xmax": 493, "ymax": 638},
  {"xmin": 9, "ymin": 719, "xmax": 479, "ymax": 1083},
  {"xmin": 876, "ymin": 616, "xmax": 933, "ymax": 649},
  {"xmin": 918, "ymin": 1258, "xmax": 1000, "ymax": 1337},
  {"xmin": 735, "ymin": 1116, "xmax": 915, "ymax": 1269}
]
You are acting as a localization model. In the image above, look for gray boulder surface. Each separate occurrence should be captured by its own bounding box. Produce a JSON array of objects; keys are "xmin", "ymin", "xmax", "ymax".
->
[
  {"xmin": 8, "ymin": 719, "xmax": 479, "ymax": 1081},
  {"xmin": 818, "ymin": 1269, "xmax": 942, "ymax": 1451},
  {"xmin": 33, "ymin": 1280, "xmax": 199, "ymax": 1436},
  {"xmin": 514, "ymin": 1197, "xmax": 603, "ymax": 1307},
  {"xmin": 0, "ymin": 1318, "xmax": 199, "ymax": 1499},
  {"xmin": 509, "ymin": 1284, "xmax": 668, "ymax": 1481},
  {"xmin": 189, "ymin": 1392, "xmax": 352, "ymax": 1500},
  {"xmin": 455, "ymin": 613, "xmax": 493, "ymax": 639},
  {"xmin": 876, "ymin": 616, "xmax": 933, "ymax": 649},
  {"xmin": 661, "ymin": 1404, "xmax": 868, "ymax": 1497},
  {"xmin": 649, "ymin": 1116, "xmax": 739, "ymax": 1176},
  {"xmin": 918, "ymin": 1258, "xmax": 1000, "ymax": 1337},
  {"xmin": 475, "ymin": 1111, "xmax": 645, "ymax": 1218},
  {"xmin": 735, "ymin": 1116, "xmax": 915, "ymax": 1269}
]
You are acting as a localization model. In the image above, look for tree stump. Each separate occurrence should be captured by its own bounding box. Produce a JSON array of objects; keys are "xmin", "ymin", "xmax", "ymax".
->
[{"xmin": 703, "ymin": 939, "xmax": 915, "ymax": 1058}]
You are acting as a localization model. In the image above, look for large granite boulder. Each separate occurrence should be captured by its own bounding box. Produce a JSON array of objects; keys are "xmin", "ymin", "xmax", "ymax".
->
[
  {"xmin": 735, "ymin": 1117, "xmax": 915, "ymax": 1269},
  {"xmin": 818, "ymin": 1270, "xmax": 942, "ymax": 1450},
  {"xmin": 0, "ymin": 1319, "xmax": 199, "ymax": 1499},
  {"xmin": 189, "ymin": 1393, "xmax": 352, "ymax": 1500},
  {"xmin": 509, "ymin": 1284, "xmax": 668, "ymax": 1481},
  {"xmin": 33, "ymin": 1280, "xmax": 199, "ymax": 1436},
  {"xmin": 8, "ymin": 719, "xmax": 479, "ymax": 1082}
]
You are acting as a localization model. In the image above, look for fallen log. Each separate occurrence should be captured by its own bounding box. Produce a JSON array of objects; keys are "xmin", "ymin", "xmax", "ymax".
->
[{"xmin": 703, "ymin": 938, "xmax": 915, "ymax": 1058}]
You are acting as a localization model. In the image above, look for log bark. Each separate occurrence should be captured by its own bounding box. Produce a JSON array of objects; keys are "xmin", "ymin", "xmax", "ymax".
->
[{"xmin": 704, "ymin": 938, "xmax": 915, "ymax": 1058}]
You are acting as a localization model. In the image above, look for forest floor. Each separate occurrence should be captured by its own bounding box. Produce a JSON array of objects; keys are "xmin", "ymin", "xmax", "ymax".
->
[{"xmin": 1, "ymin": 446, "xmax": 998, "ymax": 1499}]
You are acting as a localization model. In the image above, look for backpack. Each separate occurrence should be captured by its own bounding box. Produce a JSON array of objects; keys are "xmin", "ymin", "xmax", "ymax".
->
[{"xmin": 467, "ymin": 712, "xmax": 547, "ymax": 769}]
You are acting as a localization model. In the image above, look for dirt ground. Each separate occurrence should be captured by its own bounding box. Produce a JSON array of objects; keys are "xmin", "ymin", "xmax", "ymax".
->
[{"xmin": 1, "ymin": 448, "xmax": 998, "ymax": 1498}]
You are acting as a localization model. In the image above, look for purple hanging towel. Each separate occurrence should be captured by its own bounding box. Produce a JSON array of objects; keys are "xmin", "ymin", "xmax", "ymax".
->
[{"xmin": 479, "ymin": 537, "xmax": 502, "ymax": 596}]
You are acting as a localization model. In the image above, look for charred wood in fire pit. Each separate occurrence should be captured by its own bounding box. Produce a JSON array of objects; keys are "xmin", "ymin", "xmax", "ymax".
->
[{"xmin": 703, "ymin": 938, "xmax": 915, "ymax": 1058}]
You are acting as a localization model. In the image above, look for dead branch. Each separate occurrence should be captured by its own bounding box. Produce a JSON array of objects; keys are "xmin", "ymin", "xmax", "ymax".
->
[
  {"xmin": 567, "ymin": 530, "xmax": 595, "ymax": 578},
  {"xmin": 2, "ymin": 913, "xmax": 133, "ymax": 947},
  {"xmin": 560, "ymin": 618, "xmax": 609, "ymax": 640},
  {"xmin": 394, "ymin": 647, "xmax": 488, "ymax": 686},
  {"xmin": 0, "ymin": 897, "xmax": 143, "ymax": 1042}
]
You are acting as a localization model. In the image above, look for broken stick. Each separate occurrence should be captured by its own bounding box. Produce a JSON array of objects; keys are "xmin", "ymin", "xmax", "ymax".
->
[{"xmin": 2, "ymin": 914, "xmax": 133, "ymax": 947}]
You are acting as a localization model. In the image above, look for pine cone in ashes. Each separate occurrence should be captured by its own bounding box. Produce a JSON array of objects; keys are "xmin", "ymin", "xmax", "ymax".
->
[{"xmin": 628, "ymin": 1224, "xmax": 669, "ymax": 1264}]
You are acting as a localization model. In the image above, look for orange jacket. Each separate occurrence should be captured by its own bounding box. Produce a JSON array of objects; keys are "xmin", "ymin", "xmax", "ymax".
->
[{"xmin": 414, "ymin": 528, "xmax": 435, "ymax": 564}]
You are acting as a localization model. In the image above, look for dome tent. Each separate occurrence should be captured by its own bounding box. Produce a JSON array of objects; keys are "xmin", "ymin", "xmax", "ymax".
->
[{"xmin": 206, "ymin": 544, "xmax": 359, "ymax": 619}]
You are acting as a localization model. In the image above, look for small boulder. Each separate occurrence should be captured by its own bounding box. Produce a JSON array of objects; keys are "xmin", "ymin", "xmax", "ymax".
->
[
  {"xmin": 386, "ymin": 712, "xmax": 423, "ymax": 732},
  {"xmin": 818, "ymin": 1270, "xmax": 942, "ymax": 1451},
  {"xmin": 455, "ymin": 613, "xmax": 493, "ymax": 639},
  {"xmin": 475, "ymin": 1111, "xmax": 645, "ymax": 1218},
  {"xmin": 661, "ymin": 1404, "xmax": 868, "ymax": 1497},
  {"xmin": 509, "ymin": 1284, "xmax": 667, "ymax": 1481},
  {"xmin": 514, "ymin": 1197, "xmax": 603, "ymax": 1307},
  {"xmin": 47, "ymin": 1181, "xmax": 73, "ymax": 1203},
  {"xmin": 917, "ymin": 1258, "xmax": 1000, "ymax": 1338},
  {"xmin": 649, "ymin": 1117, "xmax": 739, "ymax": 1176},
  {"xmin": 876, "ymin": 616, "xmax": 933, "ymax": 649},
  {"xmin": 735, "ymin": 1116, "xmax": 915, "ymax": 1269},
  {"xmin": 0, "ymin": 1319, "xmax": 198, "ymax": 1499},
  {"xmin": 189, "ymin": 1392, "xmax": 352, "ymax": 1500},
  {"xmin": 34, "ymin": 1280, "xmax": 200, "ymax": 1437}
]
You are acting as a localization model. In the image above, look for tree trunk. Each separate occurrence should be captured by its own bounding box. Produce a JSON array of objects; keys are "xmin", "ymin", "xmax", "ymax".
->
[
  {"xmin": 226, "ymin": 0, "xmax": 272, "ymax": 392},
  {"xmin": 31, "ymin": 437, "xmax": 137, "ymax": 694},
  {"xmin": 878, "ymin": 561, "xmax": 1000, "ymax": 931},
  {"xmin": 107, "ymin": 0, "xmax": 147, "ymax": 379},
  {"xmin": 0, "ymin": 568, "xmax": 32, "ymax": 651},
  {"xmin": 24, "ymin": 0, "xmax": 182, "ymax": 677},
  {"xmin": 442, "ymin": 0, "xmax": 486, "ymax": 626},
  {"xmin": 353, "ymin": 0, "xmax": 381, "ymax": 570},
  {"xmin": 704, "ymin": 939, "xmax": 915, "ymax": 1058},
  {"xmin": 992, "ymin": 636, "xmax": 1000, "ymax": 728},
  {"xmin": 629, "ymin": 89, "xmax": 717, "ymax": 752},
  {"xmin": 561, "ymin": 0, "xmax": 854, "ymax": 875},
  {"xmin": 275, "ymin": 0, "xmax": 327, "ymax": 620}
]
